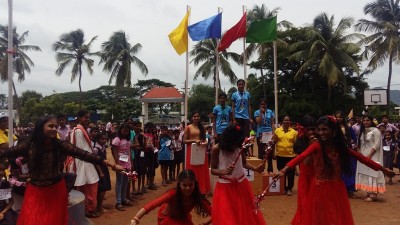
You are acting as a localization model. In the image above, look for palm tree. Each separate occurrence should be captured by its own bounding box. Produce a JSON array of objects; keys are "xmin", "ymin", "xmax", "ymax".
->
[
  {"xmin": 99, "ymin": 31, "xmax": 148, "ymax": 87},
  {"xmin": 355, "ymin": 0, "xmax": 400, "ymax": 111},
  {"xmin": 190, "ymin": 38, "xmax": 242, "ymax": 89},
  {"xmin": 53, "ymin": 29, "xmax": 97, "ymax": 96},
  {"xmin": 0, "ymin": 25, "xmax": 42, "ymax": 97},
  {"xmin": 289, "ymin": 13, "xmax": 362, "ymax": 103}
]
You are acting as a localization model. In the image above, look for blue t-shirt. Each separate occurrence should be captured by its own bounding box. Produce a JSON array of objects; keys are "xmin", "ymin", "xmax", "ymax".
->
[
  {"xmin": 254, "ymin": 109, "xmax": 274, "ymax": 136},
  {"xmin": 212, "ymin": 104, "xmax": 232, "ymax": 134},
  {"xmin": 231, "ymin": 91, "xmax": 251, "ymax": 119},
  {"xmin": 158, "ymin": 136, "xmax": 171, "ymax": 161}
]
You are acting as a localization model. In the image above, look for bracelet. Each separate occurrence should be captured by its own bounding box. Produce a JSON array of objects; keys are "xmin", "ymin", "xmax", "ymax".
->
[{"xmin": 132, "ymin": 217, "xmax": 140, "ymax": 224}]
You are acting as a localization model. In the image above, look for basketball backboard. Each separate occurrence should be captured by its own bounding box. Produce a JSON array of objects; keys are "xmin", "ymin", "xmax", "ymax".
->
[{"xmin": 364, "ymin": 89, "xmax": 387, "ymax": 106}]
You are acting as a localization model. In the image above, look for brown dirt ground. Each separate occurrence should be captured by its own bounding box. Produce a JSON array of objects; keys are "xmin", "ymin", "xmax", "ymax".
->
[{"xmin": 91, "ymin": 148, "xmax": 400, "ymax": 225}]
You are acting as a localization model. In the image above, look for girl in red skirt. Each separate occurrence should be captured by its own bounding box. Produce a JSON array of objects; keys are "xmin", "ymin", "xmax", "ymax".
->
[
  {"xmin": 0, "ymin": 115, "xmax": 123, "ymax": 225},
  {"xmin": 277, "ymin": 116, "xmax": 394, "ymax": 225},
  {"xmin": 210, "ymin": 124, "xmax": 266, "ymax": 225},
  {"xmin": 291, "ymin": 115, "xmax": 317, "ymax": 225},
  {"xmin": 183, "ymin": 112, "xmax": 210, "ymax": 195},
  {"xmin": 130, "ymin": 169, "xmax": 211, "ymax": 225}
]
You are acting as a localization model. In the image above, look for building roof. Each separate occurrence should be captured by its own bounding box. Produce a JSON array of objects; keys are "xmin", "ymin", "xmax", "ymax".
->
[{"xmin": 140, "ymin": 87, "xmax": 184, "ymax": 103}]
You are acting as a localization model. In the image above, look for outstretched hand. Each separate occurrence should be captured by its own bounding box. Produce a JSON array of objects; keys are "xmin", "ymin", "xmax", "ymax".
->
[
  {"xmin": 273, "ymin": 170, "xmax": 284, "ymax": 180},
  {"xmin": 384, "ymin": 168, "xmax": 395, "ymax": 178},
  {"xmin": 254, "ymin": 163, "xmax": 265, "ymax": 173},
  {"xmin": 113, "ymin": 165, "xmax": 124, "ymax": 172}
]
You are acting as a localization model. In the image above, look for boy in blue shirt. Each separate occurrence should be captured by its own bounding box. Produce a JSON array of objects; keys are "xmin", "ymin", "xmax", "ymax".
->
[
  {"xmin": 212, "ymin": 92, "xmax": 232, "ymax": 143},
  {"xmin": 231, "ymin": 79, "xmax": 252, "ymax": 136}
]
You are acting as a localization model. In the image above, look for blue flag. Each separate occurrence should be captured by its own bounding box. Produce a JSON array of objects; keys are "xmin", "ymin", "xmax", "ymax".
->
[{"xmin": 188, "ymin": 13, "xmax": 222, "ymax": 41}]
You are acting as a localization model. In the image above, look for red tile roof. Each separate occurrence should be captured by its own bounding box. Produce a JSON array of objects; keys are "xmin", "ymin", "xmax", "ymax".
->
[{"xmin": 142, "ymin": 87, "xmax": 183, "ymax": 99}]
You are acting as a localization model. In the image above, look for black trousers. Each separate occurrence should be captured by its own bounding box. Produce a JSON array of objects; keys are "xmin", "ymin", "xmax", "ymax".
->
[{"xmin": 276, "ymin": 156, "xmax": 296, "ymax": 191}]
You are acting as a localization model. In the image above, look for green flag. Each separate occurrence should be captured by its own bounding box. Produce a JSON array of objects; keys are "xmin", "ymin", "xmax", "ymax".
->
[{"xmin": 246, "ymin": 16, "xmax": 277, "ymax": 43}]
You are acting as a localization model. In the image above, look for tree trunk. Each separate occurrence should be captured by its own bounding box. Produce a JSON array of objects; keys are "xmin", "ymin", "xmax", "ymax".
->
[
  {"xmin": 78, "ymin": 63, "xmax": 83, "ymax": 109},
  {"xmin": 328, "ymin": 85, "xmax": 332, "ymax": 106},
  {"xmin": 260, "ymin": 69, "xmax": 266, "ymax": 99},
  {"xmin": 387, "ymin": 54, "xmax": 393, "ymax": 115}
]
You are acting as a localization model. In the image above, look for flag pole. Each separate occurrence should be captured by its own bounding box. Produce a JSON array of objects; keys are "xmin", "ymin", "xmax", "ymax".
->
[
  {"xmin": 215, "ymin": 7, "xmax": 221, "ymax": 105},
  {"xmin": 184, "ymin": 5, "xmax": 190, "ymax": 126},
  {"xmin": 7, "ymin": 0, "xmax": 14, "ymax": 147},
  {"xmin": 242, "ymin": 5, "xmax": 247, "ymax": 90},
  {"xmin": 273, "ymin": 41, "xmax": 278, "ymax": 125}
]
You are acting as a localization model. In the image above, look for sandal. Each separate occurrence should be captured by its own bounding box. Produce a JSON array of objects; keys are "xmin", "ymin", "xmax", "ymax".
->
[
  {"xmin": 115, "ymin": 203, "xmax": 125, "ymax": 211},
  {"xmin": 121, "ymin": 200, "xmax": 134, "ymax": 207},
  {"xmin": 364, "ymin": 197, "xmax": 376, "ymax": 202},
  {"xmin": 148, "ymin": 185, "xmax": 158, "ymax": 190},
  {"xmin": 85, "ymin": 211, "xmax": 99, "ymax": 218},
  {"xmin": 348, "ymin": 192, "xmax": 358, "ymax": 199}
]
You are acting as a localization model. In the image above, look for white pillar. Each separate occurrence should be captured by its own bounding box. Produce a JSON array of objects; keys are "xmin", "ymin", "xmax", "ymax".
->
[
  {"xmin": 141, "ymin": 102, "xmax": 149, "ymax": 125},
  {"xmin": 180, "ymin": 102, "xmax": 185, "ymax": 123}
]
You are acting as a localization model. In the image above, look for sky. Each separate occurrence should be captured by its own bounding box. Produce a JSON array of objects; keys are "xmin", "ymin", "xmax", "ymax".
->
[{"xmin": 0, "ymin": 0, "xmax": 399, "ymax": 97}]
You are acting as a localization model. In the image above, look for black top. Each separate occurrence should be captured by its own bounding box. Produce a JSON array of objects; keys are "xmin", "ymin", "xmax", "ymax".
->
[{"xmin": 0, "ymin": 140, "xmax": 103, "ymax": 182}]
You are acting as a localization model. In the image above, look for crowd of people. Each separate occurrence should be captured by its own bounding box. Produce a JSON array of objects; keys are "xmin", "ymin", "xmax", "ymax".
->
[
  {"xmin": 129, "ymin": 79, "xmax": 397, "ymax": 225},
  {"xmin": 0, "ymin": 79, "xmax": 398, "ymax": 225}
]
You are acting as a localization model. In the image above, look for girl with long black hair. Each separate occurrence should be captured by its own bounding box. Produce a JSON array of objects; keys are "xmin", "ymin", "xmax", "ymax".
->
[
  {"xmin": 130, "ymin": 170, "xmax": 211, "ymax": 225},
  {"xmin": 0, "ymin": 115, "xmax": 123, "ymax": 225},
  {"xmin": 277, "ymin": 116, "xmax": 394, "ymax": 225}
]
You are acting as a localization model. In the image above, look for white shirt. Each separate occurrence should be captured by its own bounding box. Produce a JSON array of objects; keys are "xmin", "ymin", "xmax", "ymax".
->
[{"xmin": 71, "ymin": 129, "xmax": 99, "ymax": 186}]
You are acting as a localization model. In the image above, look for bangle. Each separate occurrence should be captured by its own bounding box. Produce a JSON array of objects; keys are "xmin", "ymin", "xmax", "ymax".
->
[{"xmin": 132, "ymin": 217, "xmax": 140, "ymax": 224}]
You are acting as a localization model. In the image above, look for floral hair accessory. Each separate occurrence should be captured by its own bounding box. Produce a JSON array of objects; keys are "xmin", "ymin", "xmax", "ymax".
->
[
  {"xmin": 326, "ymin": 115, "xmax": 337, "ymax": 123},
  {"xmin": 235, "ymin": 125, "xmax": 241, "ymax": 131}
]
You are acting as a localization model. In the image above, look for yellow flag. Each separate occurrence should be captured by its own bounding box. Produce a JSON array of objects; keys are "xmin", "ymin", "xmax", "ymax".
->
[{"xmin": 168, "ymin": 10, "xmax": 190, "ymax": 55}]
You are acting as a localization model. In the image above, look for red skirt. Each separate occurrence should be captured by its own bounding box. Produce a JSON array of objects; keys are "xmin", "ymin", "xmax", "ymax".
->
[
  {"xmin": 17, "ymin": 179, "xmax": 69, "ymax": 225},
  {"xmin": 185, "ymin": 144, "xmax": 211, "ymax": 194},
  {"xmin": 291, "ymin": 163, "xmax": 314, "ymax": 225},
  {"xmin": 304, "ymin": 179, "xmax": 354, "ymax": 225},
  {"xmin": 212, "ymin": 178, "xmax": 266, "ymax": 225},
  {"xmin": 157, "ymin": 203, "xmax": 193, "ymax": 225}
]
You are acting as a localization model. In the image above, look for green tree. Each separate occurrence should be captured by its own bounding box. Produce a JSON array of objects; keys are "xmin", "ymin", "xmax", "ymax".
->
[
  {"xmin": 356, "ymin": 0, "xmax": 400, "ymax": 111},
  {"xmin": 135, "ymin": 79, "xmax": 174, "ymax": 95},
  {"xmin": 0, "ymin": 25, "xmax": 42, "ymax": 97},
  {"xmin": 289, "ymin": 13, "xmax": 362, "ymax": 103},
  {"xmin": 19, "ymin": 90, "xmax": 42, "ymax": 107},
  {"xmin": 190, "ymin": 38, "xmax": 242, "ymax": 88},
  {"xmin": 188, "ymin": 84, "xmax": 214, "ymax": 121},
  {"xmin": 99, "ymin": 31, "xmax": 148, "ymax": 87},
  {"xmin": 53, "ymin": 29, "xmax": 97, "ymax": 96}
]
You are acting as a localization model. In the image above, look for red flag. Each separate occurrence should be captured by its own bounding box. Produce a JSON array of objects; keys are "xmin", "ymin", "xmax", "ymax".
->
[{"xmin": 218, "ymin": 13, "xmax": 246, "ymax": 51}]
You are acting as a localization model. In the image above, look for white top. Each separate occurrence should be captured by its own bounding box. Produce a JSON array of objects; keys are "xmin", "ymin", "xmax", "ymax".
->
[
  {"xmin": 106, "ymin": 122, "xmax": 112, "ymax": 132},
  {"xmin": 218, "ymin": 148, "xmax": 245, "ymax": 183},
  {"xmin": 71, "ymin": 129, "xmax": 99, "ymax": 186},
  {"xmin": 356, "ymin": 127, "xmax": 384, "ymax": 181}
]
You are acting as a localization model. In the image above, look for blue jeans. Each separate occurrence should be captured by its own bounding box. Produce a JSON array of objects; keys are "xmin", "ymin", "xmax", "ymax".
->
[{"xmin": 115, "ymin": 171, "xmax": 128, "ymax": 204}]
